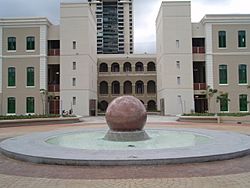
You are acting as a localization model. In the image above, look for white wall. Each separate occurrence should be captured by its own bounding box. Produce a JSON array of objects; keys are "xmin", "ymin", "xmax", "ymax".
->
[
  {"xmin": 156, "ymin": 1, "xmax": 194, "ymax": 115},
  {"xmin": 60, "ymin": 3, "xmax": 97, "ymax": 116}
]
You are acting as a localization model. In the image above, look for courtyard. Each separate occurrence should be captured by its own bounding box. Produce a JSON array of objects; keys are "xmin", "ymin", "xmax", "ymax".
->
[{"xmin": 0, "ymin": 115, "xmax": 250, "ymax": 188}]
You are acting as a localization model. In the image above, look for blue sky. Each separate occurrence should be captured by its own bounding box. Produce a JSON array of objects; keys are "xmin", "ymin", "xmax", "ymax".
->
[{"xmin": 0, "ymin": 0, "xmax": 249, "ymax": 53}]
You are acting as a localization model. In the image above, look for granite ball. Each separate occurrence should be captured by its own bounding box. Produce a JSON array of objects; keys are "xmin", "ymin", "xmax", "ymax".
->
[{"xmin": 105, "ymin": 96, "xmax": 147, "ymax": 131}]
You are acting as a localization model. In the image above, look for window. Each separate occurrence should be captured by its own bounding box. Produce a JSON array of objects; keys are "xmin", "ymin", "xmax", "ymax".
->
[
  {"xmin": 8, "ymin": 37, "xmax": 16, "ymax": 51},
  {"xmin": 123, "ymin": 81, "xmax": 132, "ymax": 94},
  {"xmin": 26, "ymin": 97, "xmax": 35, "ymax": 113},
  {"xmin": 238, "ymin": 30, "xmax": 246, "ymax": 48},
  {"xmin": 73, "ymin": 62, "xmax": 76, "ymax": 70},
  {"xmin": 220, "ymin": 95, "xmax": 229, "ymax": 112},
  {"xmin": 73, "ymin": 97, "xmax": 76, "ymax": 105},
  {"xmin": 135, "ymin": 62, "xmax": 144, "ymax": 72},
  {"xmin": 123, "ymin": 62, "xmax": 132, "ymax": 72},
  {"xmin": 99, "ymin": 63, "xmax": 108, "ymax": 72},
  {"xmin": 72, "ymin": 78, "xmax": 76, "ymax": 86},
  {"xmin": 8, "ymin": 67, "xmax": 16, "ymax": 87},
  {"xmin": 176, "ymin": 40, "xmax": 180, "ymax": 48},
  {"xmin": 100, "ymin": 81, "xmax": 108, "ymax": 94},
  {"xmin": 147, "ymin": 62, "xmax": 156, "ymax": 71},
  {"xmin": 135, "ymin": 81, "xmax": 144, "ymax": 94},
  {"xmin": 147, "ymin": 81, "xmax": 156, "ymax": 94},
  {"xmin": 111, "ymin": 63, "xmax": 120, "ymax": 72},
  {"xmin": 177, "ymin": 77, "xmax": 181, "ymax": 85},
  {"xmin": 218, "ymin": 31, "xmax": 226, "ymax": 48},
  {"xmin": 112, "ymin": 81, "xmax": 120, "ymax": 94},
  {"xmin": 26, "ymin": 36, "xmax": 35, "ymax": 50},
  {"xmin": 219, "ymin": 65, "xmax": 227, "ymax": 84},
  {"xmin": 73, "ymin": 41, "xmax": 76, "ymax": 49},
  {"xmin": 27, "ymin": 67, "xmax": 35, "ymax": 86},
  {"xmin": 176, "ymin": 61, "xmax": 180, "ymax": 69},
  {"xmin": 8, "ymin": 97, "xmax": 16, "ymax": 114},
  {"xmin": 239, "ymin": 64, "xmax": 247, "ymax": 84},
  {"xmin": 239, "ymin": 94, "xmax": 248, "ymax": 112}
]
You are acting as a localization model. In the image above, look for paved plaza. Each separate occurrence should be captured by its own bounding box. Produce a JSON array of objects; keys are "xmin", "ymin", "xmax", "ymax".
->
[{"xmin": 0, "ymin": 115, "xmax": 250, "ymax": 188}]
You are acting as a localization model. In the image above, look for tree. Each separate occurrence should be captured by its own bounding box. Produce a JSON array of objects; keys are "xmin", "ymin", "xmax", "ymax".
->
[
  {"xmin": 203, "ymin": 86, "xmax": 218, "ymax": 113},
  {"xmin": 40, "ymin": 89, "xmax": 47, "ymax": 115},
  {"xmin": 216, "ymin": 92, "xmax": 230, "ymax": 113}
]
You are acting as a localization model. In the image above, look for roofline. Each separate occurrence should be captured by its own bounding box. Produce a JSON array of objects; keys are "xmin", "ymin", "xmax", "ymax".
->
[
  {"xmin": 201, "ymin": 14, "xmax": 250, "ymax": 24},
  {"xmin": 0, "ymin": 17, "xmax": 53, "ymax": 26}
]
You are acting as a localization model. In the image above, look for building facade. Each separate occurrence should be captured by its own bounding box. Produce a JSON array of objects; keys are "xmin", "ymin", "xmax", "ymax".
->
[
  {"xmin": 88, "ymin": 0, "xmax": 134, "ymax": 54},
  {"xmin": 0, "ymin": 1, "xmax": 249, "ymax": 116},
  {"xmin": 97, "ymin": 54, "xmax": 157, "ymax": 113}
]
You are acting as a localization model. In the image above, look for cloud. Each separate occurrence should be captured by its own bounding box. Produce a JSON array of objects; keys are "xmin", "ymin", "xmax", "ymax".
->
[{"xmin": 0, "ymin": 0, "xmax": 249, "ymax": 53}]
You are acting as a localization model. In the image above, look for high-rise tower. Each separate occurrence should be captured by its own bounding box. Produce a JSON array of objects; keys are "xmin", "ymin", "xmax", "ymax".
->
[{"xmin": 89, "ymin": 0, "xmax": 134, "ymax": 54}]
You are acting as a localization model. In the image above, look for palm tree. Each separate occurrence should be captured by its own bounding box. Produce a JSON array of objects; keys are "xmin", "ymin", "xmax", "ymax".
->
[
  {"xmin": 40, "ymin": 89, "xmax": 47, "ymax": 115},
  {"xmin": 203, "ymin": 85, "xmax": 218, "ymax": 113},
  {"xmin": 216, "ymin": 92, "xmax": 230, "ymax": 113}
]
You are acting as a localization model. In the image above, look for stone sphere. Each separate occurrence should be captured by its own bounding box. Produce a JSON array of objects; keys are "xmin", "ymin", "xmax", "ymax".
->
[{"xmin": 105, "ymin": 96, "xmax": 147, "ymax": 131}]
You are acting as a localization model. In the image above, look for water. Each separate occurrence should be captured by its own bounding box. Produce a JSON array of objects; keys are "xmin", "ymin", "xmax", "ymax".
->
[{"xmin": 46, "ymin": 130, "xmax": 211, "ymax": 150}]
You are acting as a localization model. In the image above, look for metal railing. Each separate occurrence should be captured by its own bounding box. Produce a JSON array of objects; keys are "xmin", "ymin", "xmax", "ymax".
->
[
  {"xmin": 48, "ymin": 49, "xmax": 60, "ymax": 56},
  {"xmin": 48, "ymin": 84, "xmax": 60, "ymax": 92},
  {"xmin": 193, "ymin": 83, "xmax": 206, "ymax": 90},
  {"xmin": 192, "ymin": 47, "xmax": 205, "ymax": 54}
]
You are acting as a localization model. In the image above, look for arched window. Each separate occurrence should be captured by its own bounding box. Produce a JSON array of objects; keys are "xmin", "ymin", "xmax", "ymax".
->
[
  {"xmin": 99, "ymin": 100, "xmax": 109, "ymax": 112},
  {"xmin": 99, "ymin": 63, "xmax": 108, "ymax": 72},
  {"xmin": 135, "ymin": 62, "xmax": 144, "ymax": 72},
  {"xmin": 123, "ymin": 62, "xmax": 132, "ymax": 72},
  {"xmin": 147, "ymin": 100, "xmax": 157, "ymax": 111},
  {"xmin": 111, "ymin": 63, "xmax": 120, "ymax": 72},
  {"xmin": 123, "ymin": 81, "xmax": 132, "ymax": 94},
  {"xmin": 100, "ymin": 81, "xmax": 108, "ymax": 94},
  {"xmin": 135, "ymin": 80, "xmax": 144, "ymax": 94},
  {"xmin": 112, "ymin": 81, "xmax": 120, "ymax": 94},
  {"xmin": 147, "ymin": 62, "xmax": 156, "ymax": 71},
  {"xmin": 147, "ymin": 80, "xmax": 156, "ymax": 94}
]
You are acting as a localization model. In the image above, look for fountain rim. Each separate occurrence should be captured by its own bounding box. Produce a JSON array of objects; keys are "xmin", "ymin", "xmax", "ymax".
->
[{"xmin": 0, "ymin": 127, "xmax": 250, "ymax": 166}]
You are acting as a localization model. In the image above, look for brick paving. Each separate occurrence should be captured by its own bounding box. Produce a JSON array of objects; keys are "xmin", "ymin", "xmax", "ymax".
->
[{"xmin": 0, "ymin": 117, "xmax": 250, "ymax": 187}]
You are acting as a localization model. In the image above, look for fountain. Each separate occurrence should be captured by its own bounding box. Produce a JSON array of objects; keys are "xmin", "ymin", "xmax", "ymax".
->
[
  {"xmin": 104, "ymin": 96, "xmax": 150, "ymax": 141},
  {"xmin": 0, "ymin": 96, "xmax": 250, "ymax": 165}
]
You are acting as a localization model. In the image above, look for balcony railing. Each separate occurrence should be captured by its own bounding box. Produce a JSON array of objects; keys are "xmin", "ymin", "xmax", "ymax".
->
[
  {"xmin": 193, "ymin": 83, "xmax": 207, "ymax": 90},
  {"xmin": 192, "ymin": 47, "xmax": 205, "ymax": 54},
  {"xmin": 48, "ymin": 84, "xmax": 60, "ymax": 92},
  {"xmin": 48, "ymin": 49, "xmax": 60, "ymax": 56}
]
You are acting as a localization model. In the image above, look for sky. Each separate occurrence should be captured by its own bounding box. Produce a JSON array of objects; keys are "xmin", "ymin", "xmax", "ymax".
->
[{"xmin": 0, "ymin": 0, "xmax": 249, "ymax": 53}]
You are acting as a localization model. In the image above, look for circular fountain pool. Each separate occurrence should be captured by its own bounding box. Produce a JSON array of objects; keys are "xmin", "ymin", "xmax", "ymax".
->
[
  {"xmin": 46, "ymin": 129, "xmax": 210, "ymax": 150},
  {"xmin": 1, "ymin": 127, "xmax": 249, "ymax": 166}
]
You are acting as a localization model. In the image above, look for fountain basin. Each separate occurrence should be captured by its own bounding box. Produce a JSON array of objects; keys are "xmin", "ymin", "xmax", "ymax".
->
[{"xmin": 0, "ymin": 127, "xmax": 250, "ymax": 166}]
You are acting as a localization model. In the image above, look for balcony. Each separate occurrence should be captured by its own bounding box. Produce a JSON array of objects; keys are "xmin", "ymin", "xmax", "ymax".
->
[
  {"xmin": 192, "ymin": 47, "xmax": 205, "ymax": 54},
  {"xmin": 48, "ymin": 84, "xmax": 60, "ymax": 92},
  {"xmin": 48, "ymin": 49, "xmax": 60, "ymax": 56},
  {"xmin": 193, "ymin": 83, "xmax": 206, "ymax": 90}
]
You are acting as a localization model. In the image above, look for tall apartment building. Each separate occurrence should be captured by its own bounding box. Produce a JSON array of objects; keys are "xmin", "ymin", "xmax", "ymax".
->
[
  {"xmin": 88, "ymin": 0, "xmax": 134, "ymax": 54},
  {"xmin": 0, "ymin": 1, "xmax": 249, "ymax": 116}
]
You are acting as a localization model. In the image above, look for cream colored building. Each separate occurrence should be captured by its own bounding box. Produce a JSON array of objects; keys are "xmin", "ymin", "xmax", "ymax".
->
[{"xmin": 0, "ymin": 1, "xmax": 249, "ymax": 116}]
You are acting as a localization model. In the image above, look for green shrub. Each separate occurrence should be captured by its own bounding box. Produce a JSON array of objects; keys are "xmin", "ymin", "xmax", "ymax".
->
[
  {"xmin": 182, "ymin": 113, "xmax": 250, "ymax": 117},
  {"xmin": 0, "ymin": 114, "xmax": 76, "ymax": 120}
]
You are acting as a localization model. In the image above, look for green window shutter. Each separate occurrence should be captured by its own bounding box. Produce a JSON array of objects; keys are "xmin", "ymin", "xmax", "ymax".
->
[
  {"xmin": 8, "ymin": 97, "xmax": 16, "ymax": 114},
  {"xmin": 26, "ymin": 36, "xmax": 35, "ymax": 50},
  {"xmin": 219, "ymin": 65, "xmax": 227, "ymax": 84},
  {"xmin": 218, "ymin": 31, "xmax": 226, "ymax": 48},
  {"xmin": 239, "ymin": 95, "xmax": 248, "ymax": 112},
  {"xmin": 8, "ymin": 67, "xmax": 16, "ymax": 87},
  {"xmin": 238, "ymin": 31, "xmax": 246, "ymax": 48},
  {"xmin": 239, "ymin": 64, "xmax": 247, "ymax": 84},
  {"xmin": 27, "ymin": 67, "xmax": 35, "ymax": 86},
  {"xmin": 220, "ymin": 97, "xmax": 229, "ymax": 112},
  {"xmin": 26, "ymin": 97, "xmax": 35, "ymax": 113},
  {"xmin": 8, "ymin": 37, "xmax": 16, "ymax": 51}
]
